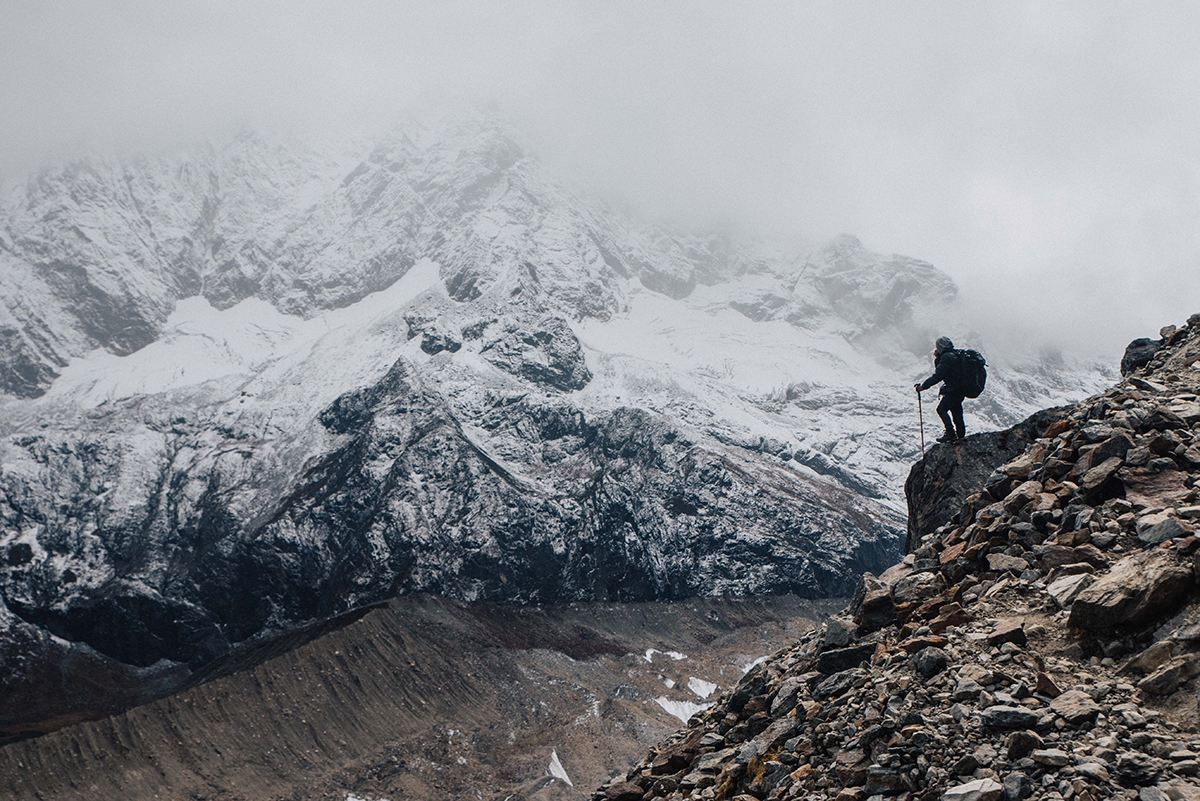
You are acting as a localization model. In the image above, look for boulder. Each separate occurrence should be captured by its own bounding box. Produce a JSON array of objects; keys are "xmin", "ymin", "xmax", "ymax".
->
[
  {"xmin": 1049, "ymin": 689, "xmax": 1100, "ymax": 724},
  {"xmin": 1081, "ymin": 456, "xmax": 1124, "ymax": 494},
  {"xmin": 981, "ymin": 705, "xmax": 1039, "ymax": 730},
  {"xmin": 910, "ymin": 646, "xmax": 950, "ymax": 678},
  {"xmin": 986, "ymin": 553, "xmax": 1030, "ymax": 574},
  {"xmin": 1136, "ymin": 513, "xmax": 1188, "ymax": 544},
  {"xmin": 816, "ymin": 643, "xmax": 877, "ymax": 675},
  {"xmin": 1047, "ymin": 573, "xmax": 1094, "ymax": 609},
  {"xmin": 941, "ymin": 777, "xmax": 1004, "ymax": 801},
  {"xmin": 853, "ymin": 575, "xmax": 895, "ymax": 634},
  {"xmin": 986, "ymin": 618, "xmax": 1026, "ymax": 647},
  {"xmin": 892, "ymin": 571, "xmax": 946, "ymax": 605},
  {"xmin": 1121, "ymin": 337, "xmax": 1161, "ymax": 375},
  {"xmin": 1137, "ymin": 656, "xmax": 1198, "ymax": 696},
  {"xmin": 1068, "ymin": 549, "xmax": 1192, "ymax": 630}
]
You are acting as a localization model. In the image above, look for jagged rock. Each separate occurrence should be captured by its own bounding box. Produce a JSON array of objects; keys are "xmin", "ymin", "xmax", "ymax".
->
[
  {"xmin": 952, "ymin": 677, "xmax": 984, "ymax": 701},
  {"xmin": 905, "ymin": 407, "xmax": 1070, "ymax": 552},
  {"xmin": 1049, "ymin": 690, "xmax": 1101, "ymax": 724},
  {"xmin": 817, "ymin": 643, "xmax": 877, "ymax": 675},
  {"xmin": 1068, "ymin": 549, "xmax": 1193, "ymax": 630},
  {"xmin": 892, "ymin": 570, "xmax": 947, "ymax": 605},
  {"xmin": 986, "ymin": 619, "xmax": 1027, "ymax": 647},
  {"xmin": 1081, "ymin": 456, "xmax": 1124, "ymax": 495},
  {"xmin": 769, "ymin": 677, "xmax": 806, "ymax": 717},
  {"xmin": 1005, "ymin": 731, "xmax": 1044, "ymax": 761},
  {"xmin": 986, "ymin": 553, "xmax": 1030, "ymax": 574},
  {"xmin": 1126, "ymin": 641, "xmax": 1176, "ymax": 675},
  {"xmin": 1034, "ymin": 672, "xmax": 1062, "ymax": 698},
  {"xmin": 820, "ymin": 616, "xmax": 858, "ymax": 650},
  {"xmin": 1047, "ymin": 573, "xmax": 1094, "ymax": 609},
  {"xmin": 1122, "ymin": 338, "xmax": 1163, "ymax": 375},
  {"xmin": 1137, "ymin": 513, "xmax": 1188, "ymax": 544},
  {"xmin": 910, "ymin": 646, "xmax": 950, "ymax": 678},
  {"xmin": 982, "ymin": 705, "xmax": 1040, "ymax": 730},
  {"xmin": 1003, "ymin": 771, "xmax": 1035, "ymax": 800},
  {"xmin": 812, "ymin": 670, "xmax": 858, "ymax": 701},
  {"xmin": 1031, "ymin": 748, "xmax": 1071, "ymax": 767},
  {"xmin": 1074, "ymin": 761, "xmax": 1111, "ymax": 784},
  {"xmin": 942, "ymin": 777, "xmax": 1004, "ymax": 801},
  {"xmin": 480, "ymin": 316, "xmax": 592, "ymax": 391},
  {"xmin": 852, "ymin": 574, "xmax": 896, "ymax": 633},
  {"xmin": 604, "ymin": 782, "xmax": 645, "ymax": 801},
  {"xmin": 1137, "ymin": 657, "xmax": 1199, "ymax": 696}
]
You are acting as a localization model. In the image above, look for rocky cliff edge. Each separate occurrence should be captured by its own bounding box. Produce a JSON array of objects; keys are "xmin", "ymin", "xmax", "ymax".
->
[{"xmin": 596, "ymin": 313, "xmax": 1200, "ymax": 801}]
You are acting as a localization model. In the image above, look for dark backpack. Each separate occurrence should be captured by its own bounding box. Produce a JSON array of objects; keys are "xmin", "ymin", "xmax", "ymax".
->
[{"xmin": 951, "ymin": 348, "xmax": 987, "ymax": 398}]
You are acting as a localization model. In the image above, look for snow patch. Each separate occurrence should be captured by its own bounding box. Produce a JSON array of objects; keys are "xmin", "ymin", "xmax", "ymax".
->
[
  {"xmin": 740, "ymin": 656, "xmax": 769, "ymax": 674},
  {"xmin": 655, "ymin": 697, "xmax": 712, "ymax": 724},
  {"xmin": 548, "ymin": 749, "xmax": 573, "ymax": 786},
  {"xmin": 644, "ymin": 648, "xmax": 687, "ymax": 663},
  {"xmin": 45, "ymin": 258, "xmax": 443, "ymax": 407},
  {"xmin": 687, "ymin": 677, "xmax": 718, "ymax": 699}
]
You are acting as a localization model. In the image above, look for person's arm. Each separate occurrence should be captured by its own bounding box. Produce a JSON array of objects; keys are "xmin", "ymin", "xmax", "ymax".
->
[{"xmin": 915, "ymin": 357, "xmax": 946, "ymax": 392}]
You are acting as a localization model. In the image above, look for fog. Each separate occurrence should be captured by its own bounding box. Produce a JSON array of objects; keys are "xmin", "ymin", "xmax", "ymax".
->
[{"xmin": 3, "ymin": 0, "xmax": 1198, "ymax": 358}]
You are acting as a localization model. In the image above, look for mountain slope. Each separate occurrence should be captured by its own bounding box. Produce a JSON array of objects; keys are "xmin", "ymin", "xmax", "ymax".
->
[{"xmin": 0, "ymin": 116, "xmax": 1111, "ymax": 739}]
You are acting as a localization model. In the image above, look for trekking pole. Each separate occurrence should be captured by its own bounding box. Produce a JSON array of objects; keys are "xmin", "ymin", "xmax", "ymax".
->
[{"xmin": 917, "ymin": 387, "xmax": 925, "ymax": 456}]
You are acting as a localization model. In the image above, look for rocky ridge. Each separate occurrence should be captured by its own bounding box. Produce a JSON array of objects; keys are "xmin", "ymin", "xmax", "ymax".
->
[{"xmin": 595, "ymin": 313, "xmax": 1200, "ymax": 801}]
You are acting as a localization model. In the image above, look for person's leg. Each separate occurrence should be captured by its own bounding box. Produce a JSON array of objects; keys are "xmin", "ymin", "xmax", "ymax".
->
[
  {"xmin": 936, "ymin": 394, "xmax": 957, "ymax": 440},
  {"xmin": 949, "ymin": 393, "xmax": 966, "ymax": 439}
]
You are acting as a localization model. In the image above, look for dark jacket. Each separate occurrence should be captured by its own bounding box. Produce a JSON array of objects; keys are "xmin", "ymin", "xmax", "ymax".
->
[{"xmin": 919, "ymin": 350, "xmax": 963, "ymax": 395}]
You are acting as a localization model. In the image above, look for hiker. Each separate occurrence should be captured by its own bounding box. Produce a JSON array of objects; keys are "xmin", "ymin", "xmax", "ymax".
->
[{"xmin": 914, "ymin": 336, "xmax": 981, "ymax": 443}]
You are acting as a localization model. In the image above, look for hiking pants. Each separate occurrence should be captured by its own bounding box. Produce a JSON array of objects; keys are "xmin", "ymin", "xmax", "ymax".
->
[{"xmin": 937, "ymin": 390, "xmax": 966, "ymax": 438}]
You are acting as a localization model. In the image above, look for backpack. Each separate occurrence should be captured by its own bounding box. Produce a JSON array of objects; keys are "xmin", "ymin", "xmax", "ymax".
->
[{"xmin": 952, "ymin": 348, "xmax": 987, "ymax": 398}]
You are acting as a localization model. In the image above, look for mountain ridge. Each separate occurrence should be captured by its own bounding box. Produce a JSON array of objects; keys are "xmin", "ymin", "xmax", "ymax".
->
[{"xmin": 0, "ymin": 116, "xmax": 1113, "ymax": 743}]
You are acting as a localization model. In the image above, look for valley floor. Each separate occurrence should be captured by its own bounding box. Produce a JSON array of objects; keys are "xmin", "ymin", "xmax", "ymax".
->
[{"xmin": 0, "ymin": 594, "xmax": 841, "ymax": 801}]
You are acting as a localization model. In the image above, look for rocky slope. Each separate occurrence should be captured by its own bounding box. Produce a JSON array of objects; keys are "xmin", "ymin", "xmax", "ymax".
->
[
  {"xmin": 0, "ymin": 594, "xmax": 841, "ymax": 801},
  {"xmin": 596, "ymin": 313, "xmax": 1200, "ymax": 801},
  {"xmin": 0, "ymin": 115, "xmax": 1112, "ymax": 740}
]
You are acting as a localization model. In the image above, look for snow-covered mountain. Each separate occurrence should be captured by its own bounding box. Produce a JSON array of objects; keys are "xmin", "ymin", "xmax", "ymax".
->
[{"xmin": 0, "ymin": 115, "xmax": 1114, "ymax": 735}]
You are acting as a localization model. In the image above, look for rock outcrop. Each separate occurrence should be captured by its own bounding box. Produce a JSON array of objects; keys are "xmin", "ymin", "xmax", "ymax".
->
[{"xmin": 598, "ymin": 313, "xmax": 1200, "ymax": 801}]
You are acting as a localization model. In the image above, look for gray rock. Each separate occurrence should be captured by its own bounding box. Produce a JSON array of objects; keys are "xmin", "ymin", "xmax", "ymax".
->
[
  {"xmin": 820, "ymin": 616, "xmax": 857, "ymax": 650},
  {"xmin": 1002, "ymin": 771, "xmax": 1034, "ymax": 801},
  {"xmin": 480, "ymin": 316, "xmax": 593, "ymax": 391},
  {"xmin": 1047, "ymin": 573, "xmax": 1094, "ymax": 608},
  {"xmin": 1005, "ymin": 731, "xmax": 1043, "ymax": 761},
  {"xmin": 982, "ymin": 705, "xmax": 1040, "ymax": 730},
  {"xmin": 1031, "ymin": 748, "xmax": 1070, "ymax": 767},
  {"xmin": 1137, "ymin": 656, "xmax": 1198, "ymax": 696},
  {"xmin": 942, "ymin": 777, "xmax": 1004, "ymax": 801},
  {"xmin": 769, "ymin": 677, "xmax": 806, "ymax": 717},
  {"xmin": 812, "ymin": 670, "xmax": 857, "ymax": 701},
  {"xmin": 952, "ymin": 677, "xmax": 984, "ymax": 701},
  {"xmin": 1068, "ymin": 549, "xmax": 1193, "ymax": 630},
  {"xmin": 1073, "ymin": 761, "xmax": 1110, "ymax": 784},
  {"xmin": 892, "ymin": 570, "xmax": 947, "ymax": 605},
  {"xmin": 911, "ymin": 646, "xmax": 951, "ymax": 678},
  {"xmin": 1049, "ymin": 689, "xmax": 1101, "ymax": 725},
  {"xmin": 1137, "ymin": 514, "xmax": 1187, "ymax": 545},
  {"xmin": 817, "ymin": 643, "xmax": 877, "ymax": 675}
]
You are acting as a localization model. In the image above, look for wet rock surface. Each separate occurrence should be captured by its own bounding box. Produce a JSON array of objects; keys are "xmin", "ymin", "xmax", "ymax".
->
[{"xmin": 599, "ymin": 314, "xmax": 1200, "ymax": 801}]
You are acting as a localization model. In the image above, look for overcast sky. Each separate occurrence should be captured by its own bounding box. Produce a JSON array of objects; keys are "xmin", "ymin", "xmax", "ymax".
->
[{"xmin": 2, "ymin": 1, "xmax": 1198, "ymax": 357}]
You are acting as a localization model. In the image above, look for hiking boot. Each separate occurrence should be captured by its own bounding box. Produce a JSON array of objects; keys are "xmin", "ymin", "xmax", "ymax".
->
[{"xmin": 937, "ymin": 431, "xmax": 958, "ymax": 443}]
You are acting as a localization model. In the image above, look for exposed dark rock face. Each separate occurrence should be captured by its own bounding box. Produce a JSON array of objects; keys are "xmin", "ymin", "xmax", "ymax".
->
[
  {"xmin": 0, "ymin": 353, "xmax": 901, "ymax": 739},
  {"xmin": 1122, "ymin": 337, "xmax": 1162, "ymax": 376},
  {"xmin": 480, "ymin": 315, "xmax": 592, "ymax": 391},
  {"xmin": 904, "ymin": 405, "xmax": 1069, "ymax": 553}
]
